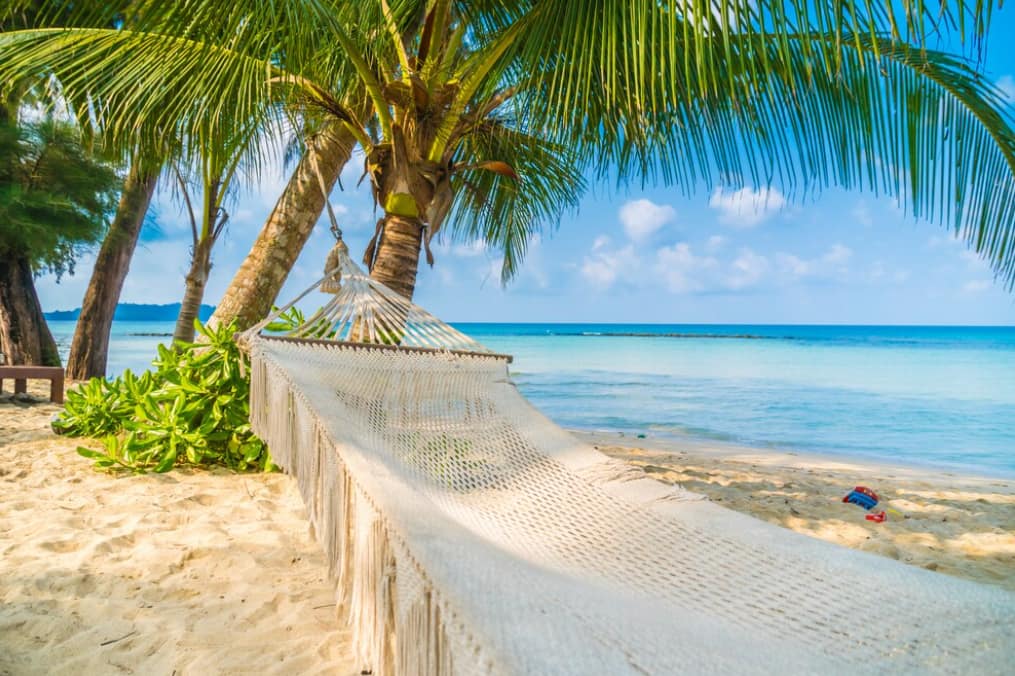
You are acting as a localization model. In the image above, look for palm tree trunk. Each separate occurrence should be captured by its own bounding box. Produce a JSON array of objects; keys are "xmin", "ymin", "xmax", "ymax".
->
[
  {"xmin": 65, "ymin": 166, "xmax": 158, "ymax": 379},
  {"xmin": 208, "ymin": 121, "xmax": 359, "ymax": 332},
  {"xmin": 172, "ymin": 239, "xmax": 213, "ymax": 343},
  {"xmin": 0, "ymin": 255, "xmax": 60, "ymax": 366},
  {"xmin": 368, "ymin": 213, "xmax": 424, "ymax": 300}
]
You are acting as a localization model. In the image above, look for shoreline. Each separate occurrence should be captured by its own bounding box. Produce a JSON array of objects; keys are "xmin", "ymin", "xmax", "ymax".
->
[
  {"xmin": 577, "ymin": 430, "xmax": 1014, "ymax": 591},
  {"xmin": 572, "ymin": 428, "xmax": 1015, "ymax": 484}
]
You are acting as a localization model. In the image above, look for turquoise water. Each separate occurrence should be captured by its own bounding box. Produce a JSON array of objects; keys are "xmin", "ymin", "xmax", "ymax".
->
[{"xmin": 48, "ymin": 321, "xmax": 1015, "ymax": 477}]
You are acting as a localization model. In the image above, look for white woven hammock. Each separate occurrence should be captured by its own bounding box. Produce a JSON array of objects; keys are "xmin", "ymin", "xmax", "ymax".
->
[{"xmin": 239, "ymin": 243, "xmax": 1015, "ymax": 675}]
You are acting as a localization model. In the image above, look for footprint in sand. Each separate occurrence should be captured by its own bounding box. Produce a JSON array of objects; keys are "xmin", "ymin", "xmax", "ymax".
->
[
  {"xmin": 92, "ymin": 533, "xmax": 137, "ymax": 555},
  {"xmin": 37, "ymin": 539, "xmax": 83, "ymax": 553},
  {"xmin": 179, "ymin": 493, "xmax": 220, "ymax": 507},
  {"xmin": 261, "ymin": 479, "xmax": 286, "ymax": 497}
]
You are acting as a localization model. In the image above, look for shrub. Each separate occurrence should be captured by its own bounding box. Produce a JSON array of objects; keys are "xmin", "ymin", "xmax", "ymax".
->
[{"xmin": 56, "ymin": 320, "xmax": 273, "ymax": 473}]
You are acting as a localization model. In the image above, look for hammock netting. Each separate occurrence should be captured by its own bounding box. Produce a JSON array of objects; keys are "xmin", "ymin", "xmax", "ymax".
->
[{"xmin": 239, "ymin": 244, "xmax": 1014, "ymax": 675}]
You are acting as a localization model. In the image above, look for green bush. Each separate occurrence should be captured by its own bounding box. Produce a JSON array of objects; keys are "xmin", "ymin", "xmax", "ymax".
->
[{"xmin": 56, "ymin": 320, "xmax": 273, "ymax": 473}]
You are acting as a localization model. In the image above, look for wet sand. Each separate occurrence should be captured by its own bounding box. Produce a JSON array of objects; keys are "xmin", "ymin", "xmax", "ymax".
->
[{"xmin": 580, "ymin": 430, "xmax": 1015, "ymax": 591}]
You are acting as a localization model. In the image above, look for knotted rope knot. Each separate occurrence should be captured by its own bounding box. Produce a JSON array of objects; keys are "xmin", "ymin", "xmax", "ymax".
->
[{"xmin": 321, "ymin": 239, "xmax": 349, "ymax": 294}]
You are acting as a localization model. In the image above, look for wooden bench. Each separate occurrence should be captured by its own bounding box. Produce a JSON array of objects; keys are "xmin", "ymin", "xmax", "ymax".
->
[{"xmin": 0, "ymin": 366, "xmax": 65, "ymax": 404}]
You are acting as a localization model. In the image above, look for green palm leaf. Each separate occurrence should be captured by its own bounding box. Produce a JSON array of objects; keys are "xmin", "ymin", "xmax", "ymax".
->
[
  {"xmin": 0, "ymin": 27, "xmax": 281, "ymax": 159},
  {"xmin": 449, "ymin": 119, "xmax": 585, "ymax": 281},
  {"xmin": 513, "ymin": 6, "xmax": 1015, "ymax": 284}
]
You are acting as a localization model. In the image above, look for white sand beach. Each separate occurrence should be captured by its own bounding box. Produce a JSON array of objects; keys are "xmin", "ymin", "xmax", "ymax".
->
[
  {"xmin": 0, "ymin": 387, "xmax": 357, "ymax": 676},
  {"xmin": 3, "ymin": 390, "xmax": 1013, "ymax": 674}
]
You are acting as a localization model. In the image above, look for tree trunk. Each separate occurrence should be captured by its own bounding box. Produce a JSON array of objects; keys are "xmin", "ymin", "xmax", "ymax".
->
[
  {"xmin": 0, "ymin": 255, "xmax": 61, "ymax": 366},
  {"xmin": 208, "ymin": 121, "xmax": 359, "ymax": 332},
  {"xmin": 368, "ymin": 213, "xmax": 424, "ymax": 300},
  {"xmin": 172, "ymin": 239, "xmax": 213, "ymax": 344},
  {"xmin": 65, "ymin": 166, "xmax": 158, "ymax": 380}
]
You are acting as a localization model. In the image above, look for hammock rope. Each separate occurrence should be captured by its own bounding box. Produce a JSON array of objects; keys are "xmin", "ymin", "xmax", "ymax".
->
[{"xmin": 239, "ymin": 244, "xmax": 506, "ymax": 360}]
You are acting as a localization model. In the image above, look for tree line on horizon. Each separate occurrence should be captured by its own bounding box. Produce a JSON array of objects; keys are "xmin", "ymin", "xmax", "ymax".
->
[
  {"xmin": 1, "ymin": 0, "xmax": 1015, "ymax": 378},
  {"xmin": 43, "ymin": 302, "xmax": 216, "ymax": 322}
]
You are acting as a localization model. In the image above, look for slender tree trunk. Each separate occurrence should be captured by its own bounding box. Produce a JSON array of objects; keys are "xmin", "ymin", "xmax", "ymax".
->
[
  {"xmin": 368, "ymin": 213, "xmax": 424, "ymax": 300},
  {"xmin": 172, "ymin": 239, "xmax": 213, "ymax": 343},
  {"xmin": 0, "ymin": 255, "xmax": 60, "ymax": 366},
  {"xmin": 209, "ymin": 121, "xmax": 359, "ymax": 332},
  {"xmin": 65, "ymin": 166, "xmax": 158, "ymax": 379}
]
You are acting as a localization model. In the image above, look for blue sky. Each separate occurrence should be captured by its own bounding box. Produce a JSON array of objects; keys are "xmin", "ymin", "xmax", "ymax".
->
[{"xmin": 37, "ymin": 13, "xmax": 1015, "ymax": 326}]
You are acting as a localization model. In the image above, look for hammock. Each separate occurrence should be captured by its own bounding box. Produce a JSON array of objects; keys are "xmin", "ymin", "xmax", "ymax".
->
[{"xmin": 238, "ymin": 241, "xmax": 1014, "ymax": 675}]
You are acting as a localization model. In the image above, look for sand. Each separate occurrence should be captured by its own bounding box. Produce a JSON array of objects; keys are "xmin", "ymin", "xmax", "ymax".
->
[
  {"xmin": 0, "ymin": 386, "xmax": 358, "ymax": 676},
  {"xmin": 3, "ymin": 391, "xmax": 1013, "ymax": 674},
  {"xmin": 581, "ymin": 431, "xmax": 1015, "ymax": 591}
]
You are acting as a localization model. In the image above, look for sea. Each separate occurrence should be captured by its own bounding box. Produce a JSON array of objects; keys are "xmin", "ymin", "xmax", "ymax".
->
[{"xmin": 47, "ymin": 321, "xmax": 1015, "ymax": 478}]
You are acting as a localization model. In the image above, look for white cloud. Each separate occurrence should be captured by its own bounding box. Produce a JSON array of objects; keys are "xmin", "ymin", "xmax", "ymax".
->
[
  {"xmin": 963, "ymin": 279, "xmax": 991, "ymax": 294},
  {"xmin": 653, "ymin": 243, "xmax": 719, "ymax": 293},
  {"xmin": 709, "ymin": 186, "xmax": 786, "ymax": 228},
  {"xmin": 580, "ymin": 244, "xmax": 640, "ymax": 289},
  {"xmin": 726, "ymin": 249, "xmax": 769, "ymax": 290},
  {"xmin": 705, "ymin": 235, "xmax": 727, "ymax": 253},
  {"xmin": 618, "ymin": 199, "xmax": 676, "ymax": 242},
  {"xmin": 432, "ymin": 238, "xmax": 487, "ymax": 259},
  {"xmin": 824, "ymin": 243, "xmax": 852, "ymax": 266},
  {"xmin": 118, "ymin": 238, "xmax": 194, "ymax": 304},
  {"xmin": 580, "ymin": 258, "xmax": 618, "ymax": 288},
  {"xmin": 775, "ymin": 253, "xmax": 811, "ymax": 277},
  {"xmin": 452, "ymin": 240, "xmax": 487, "ymax": 257},
  {"xmin": 580, "ymin": 236, "xmax": 863, "ymax": 296},
  {"xmin": 997, "ymin": 75, "xmax": 1015, "ymax": 104},
  {"xmin": 774, "ymin": 244, "xmax": 851, "ymax": 281},
  {"xmin": 583, "ymin": 238, "xmax": 769, "ymax": 294},
  {"xmin": 480, "ymin": 234, "xmax": 548, "ymax": 290}
]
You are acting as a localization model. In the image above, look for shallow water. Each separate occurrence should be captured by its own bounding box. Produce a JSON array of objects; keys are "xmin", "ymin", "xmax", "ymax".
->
[{"xmin": 48, "ymin": 321, "xmax": 1015, "ymax": 477}]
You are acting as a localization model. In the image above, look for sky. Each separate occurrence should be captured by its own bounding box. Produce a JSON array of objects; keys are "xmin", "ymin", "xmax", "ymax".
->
[{"xmin": 36, "ymin": 11, "xmax": 1015, "ymax": 326}]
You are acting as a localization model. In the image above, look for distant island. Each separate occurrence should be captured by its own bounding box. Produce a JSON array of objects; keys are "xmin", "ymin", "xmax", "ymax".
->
[{"xmin": 44, "ymin": 303, "xmax": 215, "ymax": 322}]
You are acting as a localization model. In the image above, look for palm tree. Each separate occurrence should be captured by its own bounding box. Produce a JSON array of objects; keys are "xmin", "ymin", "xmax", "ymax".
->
[
  {"xmin": 2, "ymin": 2, "xmax": 164, "ymax": 379},
  {"xmin": 3, "ymin": 1, "xmax": 1014, "ymax": 322},
  {"xmin": 168, "ymin": 156, "xmax": 232, "ymax": 343},
  {"xmin": 65, "ymin": 160, "xmax": 159, "ymax": 378},
  {"xmin": 165, "ymin": 116, "xmax": 269, "ymax": 343},
  {"xmin": 0, "ymin": 106, "xmax": 119, "ymax": 366},
  {"xmin": 208, "ymin": 117, "xmax": 362, "ymax": 331}
]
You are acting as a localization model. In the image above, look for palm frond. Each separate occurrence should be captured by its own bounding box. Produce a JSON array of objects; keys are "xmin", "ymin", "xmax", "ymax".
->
[
  {"xmin": 447, "ymin": 119, "xmax": 585, "ymax": 282},
  {"xmin": 6, "ymin": 0, "xmax": 1011, "ymax": 287},
  {"xmin": 634, "ymin": 36, "xmax": 1015, "ymax": 286},
  {"xmin": 507, "ymin": 2, "xmax": 1015, "ymax": 286},
  {"xmin": 0, "ymin": 1, "xmax": 371, "ymax": 160},
  {"xmin": 0, "ymin": 27, "xmax": 283, "ymax": 164}
]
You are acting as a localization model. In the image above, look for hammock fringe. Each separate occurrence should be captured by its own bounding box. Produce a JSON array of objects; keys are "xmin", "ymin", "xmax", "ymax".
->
[{"xmin": 252, "ymin": 355, "xmax": 468, "ymax": 676}]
